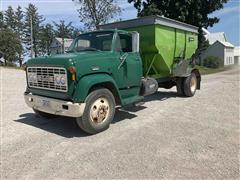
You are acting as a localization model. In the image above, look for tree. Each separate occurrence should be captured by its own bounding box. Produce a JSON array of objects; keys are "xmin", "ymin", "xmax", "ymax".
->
[
  {"xmin": 73, "ymin": 0, "xmax": 121, "ymax": 30},
  {"xmin": 4, "ymin": 6, "xmax": 16, "ymax": 30},
  {"xmin": 71, "ymin": 27, "xmax": 84, "ymax": 38},
  {"xmin": 4, "ymin": 6, "xmax": 24, "ymax": 66},
  {"xmin": 39, "ymin": 23, "xmax": 54, "ymax": 55},
  {"xmin": 24, "ymin": 3, "xmax": 44, "ymax": 57},
  {"xmin": 53, "ymin": 20, "xmax": 74, "ymax": 53},
  {"xmin": 128, "ymin": 0, "xmax": 229, "ymax": 48},
  {"xmin": 0, "ymin": 11, "xmax": 5, "ymax": 29},
  {"xmin": 15, "ymin": 6, "xmax": 24, "ymax": 38},
  {"xmin": 0, "ymin": 29, "xmax": 21, "ymax": 66},
  {"xmin": 14, "ymin": 6, "xmax": 25, "ymax": 66}
]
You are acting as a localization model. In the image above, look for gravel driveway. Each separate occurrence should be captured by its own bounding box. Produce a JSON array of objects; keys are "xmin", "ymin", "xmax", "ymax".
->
[{"xmin": 1, "ymin": 66, "xmax": 239, "ymax": 179}]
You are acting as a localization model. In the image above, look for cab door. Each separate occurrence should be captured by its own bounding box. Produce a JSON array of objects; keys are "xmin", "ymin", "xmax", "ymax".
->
[{"xmin": 116, "ymin": 32, "xmax": 142, "ymax": 88}]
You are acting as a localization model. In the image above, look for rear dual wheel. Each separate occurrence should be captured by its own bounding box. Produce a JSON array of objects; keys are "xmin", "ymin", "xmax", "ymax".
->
[
  {"xmin": 76, "ymin": 88, "xmax": 116, "ymax": 134},
  {"xmin": 177, "ymin": 72, "xmax": 197, "ymax": 97}
]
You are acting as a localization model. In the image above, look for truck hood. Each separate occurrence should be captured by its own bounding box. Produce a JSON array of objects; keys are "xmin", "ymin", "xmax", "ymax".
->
[
  {"xmin": 27, "ymin": 51, "xmax": 109, "ymax": 66},
  {"xmin": 27, "ymin": 53, "xmax": 78, "ymax": 67},
  {"xmin": 26, "ymin": 51, "xmax": 113, "ymax": 101},
  {"xmin": 27, "ymin": 51, "xmax": 115, "ymax": 74}
]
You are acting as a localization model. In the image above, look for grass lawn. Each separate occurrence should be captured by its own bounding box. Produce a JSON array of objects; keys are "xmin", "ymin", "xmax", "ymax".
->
[
  {"xmin": 0, "ymin": 66, "xmax": 25, "ymax": 70},
  {"xmin": 195, "ymin": 65, "xmax": 237, "ymax": 75}
]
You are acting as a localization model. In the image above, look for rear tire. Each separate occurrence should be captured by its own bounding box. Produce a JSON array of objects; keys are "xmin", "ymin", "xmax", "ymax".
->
[
  {"xmin": 183, "ymin": 73, "xmax": 197, "ymax": 97},
  {"xmin": 33, "ymin": 109, "xmax": 57, "ymax": 119},
  {"xmin": 76, "ymin": 88, "xmax": 116, "ymax": 134},
  {"xmin": 176, "ymin": 78, "xmax": 185, "ymax": 96}
]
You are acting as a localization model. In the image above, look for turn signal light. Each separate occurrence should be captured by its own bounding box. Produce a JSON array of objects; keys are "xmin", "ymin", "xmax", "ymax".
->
[
  {"xmin": 69, "ymin": 65, "xmax": 76, "ymax": 74},
  {"xmin": 69, "ymin": 65, "xmax": 76, "ymax": 81},
  {"xmin": 72, "ymin": 74, "xmax": 76, "ymax": 81}
]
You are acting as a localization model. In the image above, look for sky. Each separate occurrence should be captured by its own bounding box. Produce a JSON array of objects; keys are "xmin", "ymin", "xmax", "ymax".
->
[{"xmin": 0, "ymin": 0, "xmax": 240, "ymax": 46}]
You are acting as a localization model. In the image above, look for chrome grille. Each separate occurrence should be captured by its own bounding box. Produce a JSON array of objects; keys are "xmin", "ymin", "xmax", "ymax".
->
[{"xmin": 27, "ymin": 67, "xmax": 68, "ymax": 92}]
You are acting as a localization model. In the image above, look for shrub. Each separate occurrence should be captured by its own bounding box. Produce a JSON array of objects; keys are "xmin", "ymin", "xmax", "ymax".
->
[
  {"xmin": 203, "ymin": 56, "xmax": 223, "ymax": 68},
  {"xmin": 5, "ymin": 62, "xmax": 17, "ymax": 67}
]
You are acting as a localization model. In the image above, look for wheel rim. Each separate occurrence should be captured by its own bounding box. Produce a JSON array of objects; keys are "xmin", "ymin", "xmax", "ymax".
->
[
  {"xmin": 190, "ymin": 76, "xmax": 197, "ymax": 94},
  {"xmin": 90, "ymin": 97, "xmax": 110, "ymax": 124}
]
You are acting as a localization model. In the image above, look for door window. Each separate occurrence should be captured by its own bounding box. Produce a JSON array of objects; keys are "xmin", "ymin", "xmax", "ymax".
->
[{"xmin": 116, "ymin": 33, "xmax": 132, "ymax": 52}]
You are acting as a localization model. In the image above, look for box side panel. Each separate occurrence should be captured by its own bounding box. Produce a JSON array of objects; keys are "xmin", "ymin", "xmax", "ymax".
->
[
  {"xmin": 123, "ymin": 25, "xmax": 158, "ymax": 77},
  {"xmin": 125, "ymin": 25, "xmax": 156, "ymax": 53},
  {"xmin": 185, "ymin": 32, "xmax": 198, "ymax": 59},
  {"xmin": 117, "ymin": 24, "xmax": 198, "ymax": 79},
  {"xmin": 175, "ymin": 29, "xmax": 186, "ymax": 58},
  {"xmin": 125, "ymin": 25, "xmax": 175, "ymax": 78},
  {"xmin": 154, "ymin": 25, "xmax": 176, "ymax": 77}
]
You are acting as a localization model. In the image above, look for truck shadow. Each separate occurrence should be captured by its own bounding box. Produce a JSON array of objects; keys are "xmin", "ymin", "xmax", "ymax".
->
[
  {"xmin": 144, "ymin": 91, "xmax": 179, "ymax": 102},
  {"xmin": 14, "ymin": 109, "xmax": 141, "ymax": 138},
  {"xmin": 15, "ymin": 91, "xmax": 179, "ymax": 138},
  {"xmin": 15, "ymin": 113, "xmax": 89, "ymax": 138}
]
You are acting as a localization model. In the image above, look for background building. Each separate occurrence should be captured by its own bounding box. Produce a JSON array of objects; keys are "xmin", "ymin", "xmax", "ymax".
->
[
  {"xmin": 0, "ymin": 57, "xmax": 4, "ymax": 66},
  {"xmin": 200, "ymin": 41, "xmax": 234, "ymax": 66},
  {"xmin": 0, "ymin": 52, "xmax": 4, "ymax": 66},
  {"xmin": 199, "ymin": 29, "xmax": 235, "ymax": 66},
  {"xmin": 205, "ymin": 32, "xmax": 227, "ymax": 45},
  {"xmin": 234, "ymin": 46, "xmax": 240, "ymax": 65},
  {"xmin": 50, "ymin": 38, "xmax": 73, "ymax": 54}
]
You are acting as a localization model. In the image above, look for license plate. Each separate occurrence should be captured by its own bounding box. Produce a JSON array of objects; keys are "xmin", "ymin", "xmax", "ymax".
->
[{"xmin": 42, "ymin": 99, "xmax": 50, "ymax": 107}]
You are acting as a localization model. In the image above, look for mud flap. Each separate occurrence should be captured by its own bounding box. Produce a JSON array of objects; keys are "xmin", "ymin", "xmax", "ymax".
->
[{"xmin": 173, "ymin": 59, "xmax": 190, "ymax": 77}]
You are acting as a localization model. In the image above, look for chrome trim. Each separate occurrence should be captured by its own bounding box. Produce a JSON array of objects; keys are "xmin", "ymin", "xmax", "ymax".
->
[
  {"xmin": 27, "ymin": 66, "xmax": 68, "ymax": 92},
  {"xmin": 24, "ymin": 93, "xmax": 85, "ymax": 118},
  {"xmin": 99, "ymin": 15, "xmax": 199, "ymax": 34}
]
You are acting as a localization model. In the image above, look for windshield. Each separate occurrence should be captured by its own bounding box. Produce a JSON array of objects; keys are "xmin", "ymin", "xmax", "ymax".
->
[{"xmin": 68, "ymin": 31, "xmax": 114, "ymax": 52}]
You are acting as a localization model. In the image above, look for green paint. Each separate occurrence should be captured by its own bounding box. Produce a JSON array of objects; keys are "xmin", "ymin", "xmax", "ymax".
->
[
  {"xmin": 124, "ymin": 24, "xmax": 198, "ymax": 78},
  {"xmin": 26, "ymin": 18, "xmax": 198, "ymax": 106},
  {"xmin": 26, "ymin": 30, "xmax": 142, "ymax": 105},
  {"xmin": 73, "ymin": 73, "xmax": 120, "ymax": 102}
]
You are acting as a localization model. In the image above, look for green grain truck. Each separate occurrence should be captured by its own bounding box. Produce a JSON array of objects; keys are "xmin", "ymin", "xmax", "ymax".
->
[{"xmin": 24, "ymin": 16, "xmax": 201, "ymax": 134}]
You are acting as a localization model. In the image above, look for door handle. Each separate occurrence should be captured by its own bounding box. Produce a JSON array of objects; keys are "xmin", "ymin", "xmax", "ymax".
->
[
  {"xmin": 118, "ymin": 53, "xmax": 128, "ymax": 69},
  {"xmin": 120, "ymin": 52, "xmax": 128, "ymax": 61}
]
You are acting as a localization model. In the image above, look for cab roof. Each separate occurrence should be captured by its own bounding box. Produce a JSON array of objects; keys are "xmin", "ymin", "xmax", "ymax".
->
[{"xmin": 77, "ymin": 29, "xmax": 132, "ymax": 37}]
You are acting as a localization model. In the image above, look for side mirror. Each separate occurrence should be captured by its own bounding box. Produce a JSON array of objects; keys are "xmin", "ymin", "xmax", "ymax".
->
[{"xmin": 132, "ymin": 32, "xmax": 140, "ymax": 53}]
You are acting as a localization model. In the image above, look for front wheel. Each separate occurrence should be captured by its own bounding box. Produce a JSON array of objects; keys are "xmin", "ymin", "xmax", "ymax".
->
[{"xmin": 76, "ymin": 88, "xmax": 116, "ymax": 134}]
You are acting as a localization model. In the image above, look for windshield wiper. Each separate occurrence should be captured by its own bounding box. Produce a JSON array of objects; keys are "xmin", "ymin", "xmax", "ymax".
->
[
  {"xmin": 78, "ymin": 47, "xmax": 101, "ymax": 52},
  {"xmin": 65, "ymin": 50, "xmax": 74, "ymax": 53}
]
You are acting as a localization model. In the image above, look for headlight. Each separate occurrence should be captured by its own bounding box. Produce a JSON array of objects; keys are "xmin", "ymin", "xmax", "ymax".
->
[
  {"xmin": 28, "ymin": 74, "xmax": 32, "ymax": 81},
  {"xmin": 54, "ymin": 74, "xmax": 67, "ymax": 86},
  {"xmin": 28, "ymin": 73, "xmax": 37, "ymax": 83},
  {"xmin": 55, "ymin": 76, "xmax": 61, "ymax": 85},
  {"xmin": 32, "ymin": 74, "xmax": 37, "ymax": 82},
  {"xmin": 60, "ymin": 76, "xmax": 66, "ymax": 85}
]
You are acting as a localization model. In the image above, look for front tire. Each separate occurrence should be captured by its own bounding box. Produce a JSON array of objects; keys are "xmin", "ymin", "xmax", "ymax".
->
[{"xmin": 76, "ymin": 88, "xmax": 116, "ymax": 134}]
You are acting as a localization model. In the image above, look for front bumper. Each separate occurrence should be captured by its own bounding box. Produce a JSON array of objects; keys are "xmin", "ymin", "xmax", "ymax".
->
[{"xmin": 24, "ymin": 93, "xmax": 85, "ymax": 118}]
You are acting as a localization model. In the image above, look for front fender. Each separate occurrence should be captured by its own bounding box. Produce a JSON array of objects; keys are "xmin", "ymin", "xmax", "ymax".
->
[{"xmin": 72, "ymin": 73, "xmax": 119, "ymax": 102}]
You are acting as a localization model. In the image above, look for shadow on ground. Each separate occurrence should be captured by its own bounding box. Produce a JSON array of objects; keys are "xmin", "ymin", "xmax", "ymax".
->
[
  {"xmin": 144, "ymin": 91, "xmax": 179, "ymax": 102},
  {"xmin": 15, "ymin": 90, "xmax": 180, "ymax": 138}
]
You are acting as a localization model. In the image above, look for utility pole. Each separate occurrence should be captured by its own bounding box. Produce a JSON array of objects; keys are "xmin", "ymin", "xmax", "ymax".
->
[{"xmin": 30, "ymin": 15, "xmax": 34, "ymax": 58}]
